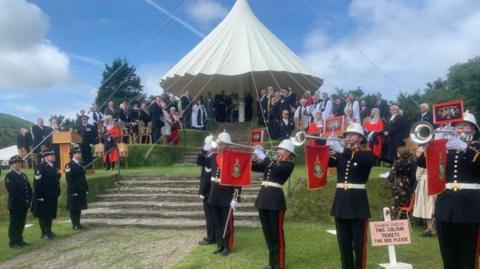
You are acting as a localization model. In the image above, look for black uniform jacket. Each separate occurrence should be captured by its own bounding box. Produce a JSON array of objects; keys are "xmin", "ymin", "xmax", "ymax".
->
[
  {"xmin": 197, "ymin": 152, "xmax": 242, "ymax": 207},
  {"xmin": 66, "ymin": 160, "xmax": 89, "ymax": 211},
  {"xmin": 34, "ymin": 162, "xmax": 61, "ymax": 200},
  {"xmin": 4, "ymin": 170, "xmax": 32, "ymax": 210},
  {"xmin": 329, "ymin": 148, "xmax": 377, "ymax": 219},
  {"xmin": 252, "ymin": 158, "xmax": 294, "ymax": 211},
  {"xmin": 197, "ymin": 149, "xmax": 213, "ymax": 198},
  {"xmin": 78, "ymin": 123, "xmax": 98, "ymax": 145},
  {"xmin": 435, "ymin": 142, "xmax": 480, "ymax": 223}
]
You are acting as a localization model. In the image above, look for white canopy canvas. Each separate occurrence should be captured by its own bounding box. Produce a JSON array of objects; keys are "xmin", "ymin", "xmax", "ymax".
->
[
  {"xmin": 160, "ymin": 0, "xmax": 322, "ymax": 101},
  {"xmin": 0, "ymin": 145, "xmax": 17, "ymax": 164}
]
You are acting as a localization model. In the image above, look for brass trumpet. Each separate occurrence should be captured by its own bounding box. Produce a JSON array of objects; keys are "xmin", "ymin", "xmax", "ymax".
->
[
  {"xmin": 214, "ymin": 140, "xmax": 277, "ymax": 159},
  {"xmin": 289, "ymin": 130, "xmax": 346, "ymax": 147},
  {"xmin": 409, "ymin": 121, "xmax": 456, "ymax": 144}
]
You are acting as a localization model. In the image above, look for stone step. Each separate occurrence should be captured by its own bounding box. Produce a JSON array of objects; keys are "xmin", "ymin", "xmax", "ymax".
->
[
  {"xmin": 82, "ymin": 208, "xmax": 258, "ymax": 220},
  {"xmin": 81, "ymin": 217, "xmax": 259, "ymax": 229},
  {"xmin": 96, "ymin": 193, "xmax": 257, "ymax": 203},
  {"xmin": 88, "ymin": 201, "xmax": 258, "ymax": 212},
  {"xmin": 120, "ymin": 175, "xmax": 199, "ymax": 181},
  {"xmin": 107, "ymin": 186, "xmax": 261, "ymax": 195},
  {"xmin": 117, "ymin": 180, "xmax": 262, "ymax": 188}
]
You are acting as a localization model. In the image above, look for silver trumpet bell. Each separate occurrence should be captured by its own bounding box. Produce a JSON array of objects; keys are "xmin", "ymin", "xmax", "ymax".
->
[
  {"xmin": 409, "ymin": 121, "xmax": 460, "ymax": 144},
  {"xmin": 290, "ymin": 130, "xmax": 346, "ymax": 146}
]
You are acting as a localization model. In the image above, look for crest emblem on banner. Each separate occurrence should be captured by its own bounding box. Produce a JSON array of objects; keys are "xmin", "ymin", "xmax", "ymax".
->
[
  {"xmin": 438, "ymin": 155, "xmax": 445, "ymax": 180},
  {"xmin": 313, "ymin": 155, "xmax": 324, "ymax": 178},
  {"xmin": 232, "ymin": 159, "xmax": 241, "ymax": 178}
]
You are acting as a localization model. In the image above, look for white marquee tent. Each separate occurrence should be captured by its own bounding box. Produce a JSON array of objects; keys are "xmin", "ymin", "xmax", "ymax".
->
[
  {"xmin": 0, "ymin": 145, "xmax": 17, "ymax": 165},
  {"xmin": 160, "ymin": 0, "xmax": 322, "ymax": 122}
]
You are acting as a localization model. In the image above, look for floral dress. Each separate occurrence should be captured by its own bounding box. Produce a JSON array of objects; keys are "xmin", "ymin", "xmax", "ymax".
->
[{"xmin": 388, "ymin": 158, "xmax": 416, "ymax": 217}]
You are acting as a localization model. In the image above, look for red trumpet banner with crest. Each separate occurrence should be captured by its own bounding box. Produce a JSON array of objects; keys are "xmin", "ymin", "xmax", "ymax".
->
[
  {"xmin": 426, "ymin": 139, "xmax": 447, "ymax": 195},
  {"xmin": 220, "ymin": 148, "xmax": 252, "ymax": 186},
  {"xmin": 305, "ymin": 144, "xmax": 330, "ymax": 190}
]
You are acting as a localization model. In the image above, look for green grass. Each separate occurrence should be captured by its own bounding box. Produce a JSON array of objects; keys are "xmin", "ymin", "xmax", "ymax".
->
[
  {"xmin": 174, "ymin": 223, "xmax": 441, "ymax": 269},
  {"xmin": 0, "ymin": 220, "xmax": 78, "ymax": 262},
  {"xmin": 175, "ymin": 166, "xmax": 442, "ymax": 268}
]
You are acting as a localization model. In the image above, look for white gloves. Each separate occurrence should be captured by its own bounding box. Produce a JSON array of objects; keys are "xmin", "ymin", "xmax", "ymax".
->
[
  {"xmin": 327, "ymin": 139, "xmax": 344, "ymax": 154},
  {"xmin": 199, "ymin": 195, "xmax": 205, "ymax": 200},
  {"xmin": 203, "ymin": 143, "xmax": 212, "ymax": 152},
  {"xmin": 230, "ymin": 200, "xmax": 239, "ymax": 211},
  {"xmin": 37, "ymin": 198, "xmax": 44, "ymax": 202},
  {"xmin": 253, "ymin": 145, "xmax": 267, "ymax": 160},
  {"xmin": 367, "ymin": 132, "xmax": 375, "ymax": 142},
  {"xmin": 72, "ymin": 193, "xmax": 78, "ymax": 197},
  {"xmin": 447, "ymin": 135, "xmax": 467, "ymax": 151}
]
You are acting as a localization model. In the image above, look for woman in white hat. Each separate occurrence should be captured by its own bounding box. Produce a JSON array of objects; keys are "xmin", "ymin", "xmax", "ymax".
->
[
  {"xmin": 252, "ymin": 139, "xmax": 296, "ymax": 269},
  {"xmin": 327, "ymin": 123, "xmax": 377, "ymax": 269}
]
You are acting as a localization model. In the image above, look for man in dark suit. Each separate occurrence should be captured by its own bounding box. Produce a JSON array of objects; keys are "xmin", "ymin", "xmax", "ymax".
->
[
  {"xmin": 286, "ymin": 87, "xmax": 297, "ymax": 110},
  {"xmin": 360, "ymin": 100, "xmax": 370, "ymax": 122},
  {"xmin": 180, "ymin": 90, "xmax": 192, "ymax": 128},
  {"xmin": 276, "ymin": 109, "xmax": 295, "ymax": 140},
  {"xmin": 215, "ymin": 91, "xmax": 227, "ymax": 122},
  {"xmin": 17, "ymin": 128, "xmax": 33, "ymax": 166},
  {"xmin": 258, "ymin": 89, "xmax": 268, "ymax": 125},
  {"xmin": 382, "ymin": 105, "xmax": 406, "ymax": 163},
  {"xmin": 77, "ymin": 116, "xmax": 98, "ymax": 169},
  {"xmin": 149, "ymin": 96, "xmax": 164, "ymax": 144},
  {"xmin": 417, "ymin": 103, "xmax": 433, "ymax": 125},
  {"xmin": 31, "ymin": 118, "xmax": 51, "ymax": 168},
  {"xmin": 373, "ymin": 92, "xmax": 389, "ymax": 119},
  {"xmin": 104, "ymin": 101, "xmax": 118, "ymax": 120},
  {"xmin": 245, "ymin": 92, "xmax": 254, "ymax": 122}
]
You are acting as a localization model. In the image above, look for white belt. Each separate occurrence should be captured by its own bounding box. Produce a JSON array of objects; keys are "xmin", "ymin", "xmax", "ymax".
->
[
  {"xmin": 446, "ymin": 182, "xmax": 480, "ymax": 191},
  {"xmin": 261, "ymin": 181, "xmax": 283, "ymax": 189},
  {"xmin": 336, "ymin": 182, "xmax": 366, "ymax": 190},
  {"xmin": 211, "ymin": 177, "xmax": 220, "ymax": 183}
]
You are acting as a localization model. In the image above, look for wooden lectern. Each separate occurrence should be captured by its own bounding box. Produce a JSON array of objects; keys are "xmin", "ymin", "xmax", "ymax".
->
[{"xmin": 52, "ymin": 131, "xmax": 83, "ymax": 175}]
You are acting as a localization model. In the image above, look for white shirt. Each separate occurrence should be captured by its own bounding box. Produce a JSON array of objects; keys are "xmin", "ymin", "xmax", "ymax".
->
[{"xmin": 345, "ymin": 100, "xmax": 360, "ymax": 123}]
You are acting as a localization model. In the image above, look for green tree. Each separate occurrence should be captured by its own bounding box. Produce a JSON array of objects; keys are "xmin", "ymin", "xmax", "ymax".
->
[
  {"xmin": 446, "ymin": 56, "xmax": 480, "ymax": 114},
  {"xmin": 95, "ymin": 58, "xmax": 144, "ymax": 109}
]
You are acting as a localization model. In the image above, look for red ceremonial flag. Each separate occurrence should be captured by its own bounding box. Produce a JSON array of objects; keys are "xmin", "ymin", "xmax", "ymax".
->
[
  {"xmin": 220, "ymin": 148, "xmax": 252, "ymax": 186},
  {"xmin": 305, "ymin": 144, "xmax": 330, "ymax": 190},
  {"xmin": 426, "ymin": 139, "xmax": 447, "ymax": 195}
]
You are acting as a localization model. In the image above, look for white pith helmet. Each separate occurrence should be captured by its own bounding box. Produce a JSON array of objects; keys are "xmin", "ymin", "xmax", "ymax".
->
[
  {"xmin": 457, "ymin": 112, "xmax": 479, "ymax": 132},
  {"xmin": 217, "ymin": 131, "xmax": 232, "ymax": 144},
  {"xmin": 274, "ymin": 139, "xmax": 296, "ymax": 157},
  {"xmin": 344, "ymin": 123, "xmax": 367, "ymax": 141}
]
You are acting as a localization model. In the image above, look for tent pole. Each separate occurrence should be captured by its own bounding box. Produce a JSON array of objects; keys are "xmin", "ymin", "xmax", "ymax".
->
[{"xmin": 238, "ymin": 92, "xmax": 245, "ymax": 123}]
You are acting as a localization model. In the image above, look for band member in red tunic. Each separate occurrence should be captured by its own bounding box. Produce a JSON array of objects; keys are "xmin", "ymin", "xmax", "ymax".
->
[
  {"xmin": 363, "ymin": 108, "xmax": 385, "ymax": 159},
  {"xmin": 102, "ymin": 115, "xmax": 121, "ymax": 170}
]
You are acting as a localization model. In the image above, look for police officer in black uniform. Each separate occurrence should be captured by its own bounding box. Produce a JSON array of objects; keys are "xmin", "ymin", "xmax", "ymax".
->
[
  {"xmin": 198, "ymin": 131, "xmax": 241, "ymax": 256},
  {"xmin": 5, "ymin": 155, "xmax": 33, "ymax": 248},
  {"xmin": 65, "ymin": 145, "xmax": 89, "ymax": 230},
  {"xmin": 252, "ymin": 140, "xmax": 295, "ymax": 269},
  {"xmin": 196, "ymin": 135, "xmax": 215, "ymax": 245},
  {"xmin": 432, "ymin": 112, "xmax": 480, "ymax": 269},
  {"xmin": 32, "ymin": 148, "xmax": 61, "ymax": 240},
  {"xmin": 327, "ymin": 123, "xmax": 376, "ymax": 269}
]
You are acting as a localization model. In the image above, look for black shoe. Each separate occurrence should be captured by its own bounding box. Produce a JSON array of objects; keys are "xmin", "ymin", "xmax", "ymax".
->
[
  {"xmin": 49, "ymin": 232, "xmax": 57, "ymax": 238},
  {"xmin": 41, "ymin": 234, "xmax": 54, "ymax": 240},
  {"xmin": 213, "ymin": 247, "xmax": 224, "ymax": 254},
  {"xmin": 198, "ymin": 239, "xmax": 214, "ymax": 246},
  {"xmin": 73, "ymin": 226, "xmax": 81, "ymax": 231},
  {"xmin": 9, "ymin": 243, "xmax": 22, "ymax": 249},
  {"xmin": 221, "ymin": 248, "xmax": 231, "ymax": 256},
  {"xmin": 77, "ymin": 224, "xmax": 87, "ymax": 230},
  {"xmin": 19, "ymin": 241, "xmax": 30, "ymax": 246}
]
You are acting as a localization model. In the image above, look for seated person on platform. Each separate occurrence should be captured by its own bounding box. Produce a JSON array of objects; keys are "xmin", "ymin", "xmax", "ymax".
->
[{"xmin": 276, "ymin": 109, "xmax": 295, "ymax": 140}]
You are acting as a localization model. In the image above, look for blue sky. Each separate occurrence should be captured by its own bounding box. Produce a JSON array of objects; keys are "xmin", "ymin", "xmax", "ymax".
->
[{"xmin": 1, "ymin": 0, "xmax": 480, "ymax": 122}]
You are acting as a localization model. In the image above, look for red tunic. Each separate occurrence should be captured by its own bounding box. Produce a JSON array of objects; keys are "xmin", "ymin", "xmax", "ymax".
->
[
  {"xmin": 103, "ymin": 124, "xmax": 121, "ymax": 163},
  {"xmin": 363, "ymin": 119, "xmax": 384, "ymax": 158}
]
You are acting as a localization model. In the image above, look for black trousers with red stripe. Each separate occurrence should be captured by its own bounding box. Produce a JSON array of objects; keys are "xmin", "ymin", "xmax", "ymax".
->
[
  {"xmin": 436, "ymin": 221, "xmax": 480, "ymax": 269},
  {"xmin": 259, "ymin": 209, "xmax": 285, "ymax": 269},
  {"xmin": 335, "ymin": 218, "xmax": 368, "ymax": 269},
  {"xmin": 202, "ymin": 200, "xmax": 215, "ymax": 242},
  {"xmin": 212, "ymin": 205, "xmax": 234, "ymax": 250}
]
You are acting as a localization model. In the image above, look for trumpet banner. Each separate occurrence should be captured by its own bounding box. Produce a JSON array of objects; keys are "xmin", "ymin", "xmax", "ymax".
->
[
  {"xmin": 220, "ymin": 149, "xmax": 252, "ymax": 186},
  {"xmin": 305, "ymin": 144, "xmax": 330, "ymax": 190},
  {"xmin": 426, "ymin": 139, "xmax": 447, "ymax": 195}
]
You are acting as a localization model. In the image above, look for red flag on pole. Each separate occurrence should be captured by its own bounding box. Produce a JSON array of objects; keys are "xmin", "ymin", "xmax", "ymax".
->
[
  {"xmin": 220, "ymin": 149, "xmax": 252, "ymax": 186},
  {"xmin": 305, "ymin": 144, "xmax": 330, "ymax": 190},
  {"xmin": 426, "ymin": 139, "xmax": 447, "ymax": 195}
]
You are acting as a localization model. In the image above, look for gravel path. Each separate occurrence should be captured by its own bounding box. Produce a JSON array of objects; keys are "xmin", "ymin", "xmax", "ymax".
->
[{"xmin": 0, "ymin": 228, "xmax": 203, "ymax": 269}]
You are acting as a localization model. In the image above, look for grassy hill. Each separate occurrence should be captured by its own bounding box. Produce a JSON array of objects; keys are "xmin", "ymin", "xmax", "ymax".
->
[{"xmin": 0, "ymin": 113, "xmax": 33, "ymax": 148}]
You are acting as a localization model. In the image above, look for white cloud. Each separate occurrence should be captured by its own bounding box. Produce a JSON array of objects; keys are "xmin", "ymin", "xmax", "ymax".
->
[
  {"xmin": 138, "ymin": 63, "xmax": 172, "ymax": 96},
  {"xmin": 302, "ymin": 0, "xmax": 480, "ymax": 99},
  {"xmin": 6, "ymin": 103, "xmax": 39, "ymax": 115},
  {"xmin": 185, "ymin": 0, "xmax": 228, "ymax": 26},
  {"xmin": 0, "ymin": 0, "xmax": 70, "ymax": 90}
]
